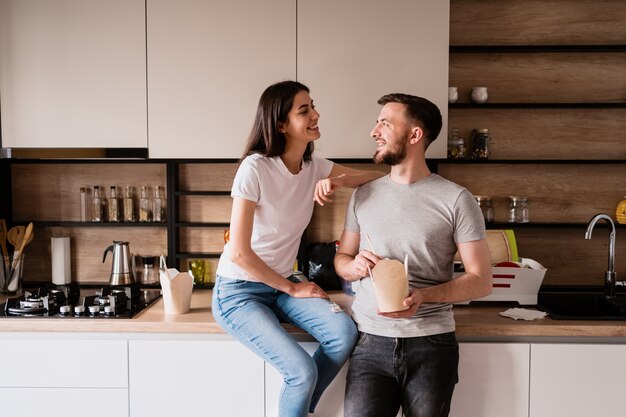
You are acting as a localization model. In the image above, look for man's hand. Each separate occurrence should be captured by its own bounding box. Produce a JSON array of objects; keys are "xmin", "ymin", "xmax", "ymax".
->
[
  {"xmin": 314, "ymin": 174, "xmax": 347, "ymax": 206},
  {"xmin": 378, "ymin": 289, "xmax": 424, "ymax": 319},
  {"xmin": 352, "ymin": 250, "xmax": 380, "ymax": 278}
]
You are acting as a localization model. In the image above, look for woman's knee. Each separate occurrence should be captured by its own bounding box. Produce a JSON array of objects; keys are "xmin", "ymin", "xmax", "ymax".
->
[
  {"xmin": 329, "ymin": 316, "xmax": 358, "ymax": 354},
  {"xmin": 286, "ymin": 356, "xmax": 318, "ymax": 386}
]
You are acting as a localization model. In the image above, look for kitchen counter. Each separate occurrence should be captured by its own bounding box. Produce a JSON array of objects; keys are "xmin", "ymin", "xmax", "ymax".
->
[{"xmin": 1, "ymin": 290, "xmax": 626, "ymax": 338}]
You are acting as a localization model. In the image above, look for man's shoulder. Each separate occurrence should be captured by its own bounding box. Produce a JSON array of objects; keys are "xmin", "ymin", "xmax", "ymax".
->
[{"xmin": 353, "ymin": 175, "xmax": 388, "ymax": 196}]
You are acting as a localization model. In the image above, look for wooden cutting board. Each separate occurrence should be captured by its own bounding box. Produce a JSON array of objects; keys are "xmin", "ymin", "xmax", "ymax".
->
[{"xmin": 454, "ymin": 229, "xmax": 517, "ymax": 264}]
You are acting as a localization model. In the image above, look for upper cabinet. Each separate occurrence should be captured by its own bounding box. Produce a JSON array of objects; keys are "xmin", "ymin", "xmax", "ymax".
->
[
  {"xmin": 0, "ymin": 0, "xmax": 147, "ymax": 148},
  {"xmin": 297, "ymin": 0, "xmax": 449, "ymax": 159},
  {"xmin": 146, "ymin": 0, "xmax": 296, "ymax": 159}
]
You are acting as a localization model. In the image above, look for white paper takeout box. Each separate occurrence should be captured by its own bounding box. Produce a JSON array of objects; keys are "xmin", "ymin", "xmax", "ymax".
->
[
  {"xmin": 455, "ymin": 258, "xmax": 547, "ymax": 305},
  {"xmin": 370, "ymin": 258, "xmax": 410, "ymax": 312},
  {"xmin": 159, "ymin": 267, "xmax": 194, "ymax": 314}
]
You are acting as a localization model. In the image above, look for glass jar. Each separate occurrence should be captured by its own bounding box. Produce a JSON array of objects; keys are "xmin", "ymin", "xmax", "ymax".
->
[
  {"xmin": 470, "ymin": 128, "xmax": 490, "ymax": 160},
  {"xmin": 508, "ymin": 196, "xmax": 530, "ymax": 223},
  {"xmin": 616, "ymin": 196, "xmax": 626, "ymax": 225},
  {"xmin": 447, "ymin": 127, "xmax": 466, "ymax": 159},
  {"xmin": 474, "ymin": 195, "xmax": 494, "ymax": 223}
]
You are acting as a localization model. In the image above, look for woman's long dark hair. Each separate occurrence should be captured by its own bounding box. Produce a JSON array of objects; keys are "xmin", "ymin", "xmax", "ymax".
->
[{"xmin": 241, "ymin": 80, "xmax": 314, "ymax": 162}]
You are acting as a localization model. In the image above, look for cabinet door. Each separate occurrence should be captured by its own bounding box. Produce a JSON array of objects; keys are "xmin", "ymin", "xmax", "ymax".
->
[
  {"xmin": 129, "ymin": 339, "xmax": 265, "ymax": 417},
  {"xmin": 0, "ymin": 0, "xmax": 147, "ymax": 148},
  {"xmin": 0, "ymin": 388, "xmax": 128, "ymax": 417},
  {"xmin": 297, "ymin": 0, "xmax": 449, "ymax": 158},
  {"xmin": 450, "ymin": 343, "xmax": 530, "ymax": 417},
  {"xmin": 147, "ymin": 0, "xmax": 296, "ymax": 158},
  {"xmin": 530, "ymin": 343, "xmax": 626, "ymax": 417}
]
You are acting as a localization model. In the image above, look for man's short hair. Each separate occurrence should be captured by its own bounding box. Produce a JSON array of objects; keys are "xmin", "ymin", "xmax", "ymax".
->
[{"xmin": 378, "ymin": 93, "xmax": 442, "ymax": 149}]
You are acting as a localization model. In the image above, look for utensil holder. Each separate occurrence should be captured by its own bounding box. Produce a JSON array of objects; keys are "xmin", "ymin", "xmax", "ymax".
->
[{"xmin": 0, "ymin": 253, "xmax": 25, "ymax": 294}]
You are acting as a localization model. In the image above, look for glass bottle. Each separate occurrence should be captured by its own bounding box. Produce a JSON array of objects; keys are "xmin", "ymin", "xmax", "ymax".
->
[
  {"xmin": 139, "ymin": 185, "xmax": 151, "ymax": 222},
  {"xmin": 508, "ymin": 196, "xmax": 530, "ymax": 223},
  {"xmin": 470, "ymin": 128, "xmax": 491, "ymax": 160},
  {"xmin": 152, "ymin": 185, "xmax": 164, "ymax": 223},
  {"xmin": 123, "ymin": 186, "xmax": 136, "ymax": 222},
  {"xmin": 474, "ymin": 195, "xmax": 494, "ymax": 223},
  {"xmin": 107, "ymin": 186, "xmax": 120, "ymax": 222},
  {"xmin": 91, "ymin": 186, "xmax": 103, "ymax": 222},
  {"xmin": 79, "ymin": 187, "xmax": 87, "ymax": 222},
  {"xmin": 447, "ymin": 127, "xmax": 466, "ymax": 159}
]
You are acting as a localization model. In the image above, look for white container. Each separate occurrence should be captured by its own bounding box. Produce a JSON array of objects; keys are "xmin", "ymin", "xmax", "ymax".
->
[
  {"xmin": 448, "ymin": 86, "xmax": 458, "ymax": 103},
  {"xmin": 455, "ymin": 258, "xmax": 547, "ymax": 305},
  {"xmin": 159, "ymin": 267, "xmax": 194, "ymax": 314},
  {"xmin": 471, "ymin": 86, "xmax": 488, "ymax": 103},
  {"xmin": 51, "ymin": 236, "xmax": 71, "ymax": 285}
]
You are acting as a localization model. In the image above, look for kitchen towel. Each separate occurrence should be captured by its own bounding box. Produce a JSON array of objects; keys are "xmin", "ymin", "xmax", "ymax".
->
[
  {"xmin": 500, "ymin": 308, "xmax": 548, "ymax": 321},
  {"xmin": 51, "ymin": 236, "xmax": 71, "ymax": 285}
]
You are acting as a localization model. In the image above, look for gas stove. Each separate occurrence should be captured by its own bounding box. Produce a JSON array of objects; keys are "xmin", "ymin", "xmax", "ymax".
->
[{"xmin": 0, "ymin": 283, "xmax": 161, "ymax": 319}]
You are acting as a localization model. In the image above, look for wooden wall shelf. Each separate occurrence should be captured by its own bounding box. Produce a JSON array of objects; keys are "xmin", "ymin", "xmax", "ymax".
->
[{"xmin": 449, "ymin": 103, "xmax": 626, "ymax": 109}]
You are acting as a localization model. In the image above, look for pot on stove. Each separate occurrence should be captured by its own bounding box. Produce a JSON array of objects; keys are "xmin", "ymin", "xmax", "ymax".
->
[{"xmin": 102, "ymin": 241, "xmax": 134, "ymax": 285}]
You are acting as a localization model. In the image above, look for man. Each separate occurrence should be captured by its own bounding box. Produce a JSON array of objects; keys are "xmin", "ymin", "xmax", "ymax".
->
[{"xmin": 334, "ymin": 93, "xmax": 492, "ymax": 417}]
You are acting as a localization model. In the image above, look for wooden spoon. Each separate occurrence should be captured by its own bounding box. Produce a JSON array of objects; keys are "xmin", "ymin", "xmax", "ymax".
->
[
  {"xmin": 0, "ymin": 219, "xmax": 8, "ymax": 259},
  {"xmin": 7, "ymin": 225, "xmax": 34, "ymax": 249}
]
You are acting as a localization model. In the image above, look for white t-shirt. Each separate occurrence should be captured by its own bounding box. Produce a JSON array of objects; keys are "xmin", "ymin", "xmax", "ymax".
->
[{"xmin": 216, "ymin": 153, "xmax": 334, "ymax": 281}]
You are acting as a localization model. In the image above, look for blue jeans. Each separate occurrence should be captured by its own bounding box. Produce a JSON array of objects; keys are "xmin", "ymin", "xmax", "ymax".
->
[
  {"xmin": 212, "ymin": 275, "xmax": 358, "ymax": 417},
  {"xmin": 345, "ymin": 332, "xmax": 459, "ymax": 417}
]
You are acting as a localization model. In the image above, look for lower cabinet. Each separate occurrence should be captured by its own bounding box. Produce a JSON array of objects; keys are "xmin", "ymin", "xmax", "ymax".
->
[
  {"xmin": 0, "ymin": 338, "xmax": 129, "ymax": 417},
  {"xmin": 530, "ymin": 343, "xmax": 626, "ymax": 417},
  {"xmin": 128, "ymin": 339, "xmax": 265, "ymax": 417},
  {"xmin": 451, "ymin": 343, "xmax": 530, "ymax": 417}
]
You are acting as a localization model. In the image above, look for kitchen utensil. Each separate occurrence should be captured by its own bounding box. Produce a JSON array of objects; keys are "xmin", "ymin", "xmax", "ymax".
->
[
  {"xmin": 102, "ymin": 241, "xmax": 134, "ymax": 285},
  {"xmin": 7, "ymin": 225, "xmax": 34, "ymax": 249},
  {"xmin": 1, "ymin": 253, "xmax": 26, "ymax": 294},
  {"xmin": 0, "ymin": 219, "xmax": 9, "ymax": 260},
  {"xmin": 10, "ymin": 222, "xmax": 33, "ymax": 269}
]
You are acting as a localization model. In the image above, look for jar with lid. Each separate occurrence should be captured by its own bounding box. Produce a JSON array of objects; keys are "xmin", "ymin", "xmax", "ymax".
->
[
  {"xmin": 447, "ymin": 127, "xmax": 466, "ymax": 159},
  {"xmin": 507, "ymin": 196, "xmax": 530, "ymax": 223},
  {"xmin": 470, "ymin": 128, "xmax": 490, "ymax": 160},
  {"xmin": 474, "ymin": 195, "xmax": 494, "ymax": 223},
  {"xmin": 616, "ymin": 196, "xmax": 626, "ymax": 224}
]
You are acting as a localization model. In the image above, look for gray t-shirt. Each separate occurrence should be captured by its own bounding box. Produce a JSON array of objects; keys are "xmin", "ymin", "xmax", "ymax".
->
[{"xmin": 344, "ymin": 173, "xmax": 486, "ymax": 337}]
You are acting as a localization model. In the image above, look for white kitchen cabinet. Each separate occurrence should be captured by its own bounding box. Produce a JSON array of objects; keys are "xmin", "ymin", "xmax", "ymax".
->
[
  {"xmin": 297, "ymin": 0, "xmax": 449, "ymax": 159},
  {"xmin": 129, "ymin": 339, "xmax": 265, "ymax": 417},
  {"xmin": 450, "ymin": 343, "xmax": 530, "ymax": 417},
  {"xmin": 530, "ymin": 343, "xmax": 626, "ymax": 417},
  {"xmin": 0, "ymin": 388, "xmax": 128, "ymax": 417},
  {"xmin": 146, "ymin": 0, "xmax": 296, "ymax": 158},
  {"xmin": 0, "ymin": 338, "xmax": 129, "ymax": 417},
  {"xmin": 0, "ymin": 0, "xmax": 147, "ymax": 148}
]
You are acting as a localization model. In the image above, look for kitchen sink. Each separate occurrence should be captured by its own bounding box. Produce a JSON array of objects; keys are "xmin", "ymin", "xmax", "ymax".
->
[{"xmin": 537, "ymin": 290, "xmax": 626, "ymax": 320}]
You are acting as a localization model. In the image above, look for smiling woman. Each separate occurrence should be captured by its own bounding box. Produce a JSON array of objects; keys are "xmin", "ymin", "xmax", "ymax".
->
[{"xmin": 210, "ymin": 80, "xmax": 384, "ymax": 417}]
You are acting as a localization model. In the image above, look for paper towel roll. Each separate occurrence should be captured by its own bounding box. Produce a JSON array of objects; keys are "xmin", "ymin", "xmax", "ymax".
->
[{"xmin": 51, "ymin": 237, "xmax": 71, "ymax": 285}]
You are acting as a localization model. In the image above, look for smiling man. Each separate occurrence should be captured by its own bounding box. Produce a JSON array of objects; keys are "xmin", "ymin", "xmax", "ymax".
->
[{"xmin": 334, "ymin": 93, "xmax": 493, "ymax": 417}]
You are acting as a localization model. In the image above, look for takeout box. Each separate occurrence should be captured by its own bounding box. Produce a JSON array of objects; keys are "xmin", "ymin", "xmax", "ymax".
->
[
  {"xmin": 455, "ymin": 258, "xmax": 547, "ymax": 305},
  {"xmin": 159, "ymin": 267, "xmax": 194, "ymax": 314}
]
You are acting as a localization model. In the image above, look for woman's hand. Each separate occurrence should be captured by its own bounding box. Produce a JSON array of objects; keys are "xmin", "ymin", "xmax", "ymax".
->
[
  {"xmin": 289, "ymin": 281, "xmax": 330, "ymax": 299},
  {"xmin": 314, "ymin": 174, "xmax": 346, "ymax": 206}
]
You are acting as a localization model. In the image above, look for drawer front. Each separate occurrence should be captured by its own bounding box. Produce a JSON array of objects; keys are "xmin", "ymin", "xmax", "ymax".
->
[
  {"xmin": 0, "ymin": 388, "xmax": 128, "ymax": 417},
  {"xmin": 0, "ymin": 339, "xmax": 127, "ymax": 388}
]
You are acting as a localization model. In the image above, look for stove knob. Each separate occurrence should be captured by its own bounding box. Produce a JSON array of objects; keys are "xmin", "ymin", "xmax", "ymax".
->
[
  {"xmin": 88, "ymin": 305, "xmax": 100, "ymax": 316},
  {"xmin": 74, "ymin": 305, "xmax": 86, "ymax": 317},
  {"xmin": 59, "ymin": 305, "xmax": 71, "ymax": 316},
  {"xmin": 104, "ymin": 305, "xmax": 115, "ymax": 317}
]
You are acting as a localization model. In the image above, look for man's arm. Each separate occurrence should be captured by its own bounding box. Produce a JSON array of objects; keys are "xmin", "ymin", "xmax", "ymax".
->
[
  {"xmin": 334, "ymin": 229, "xmax": 380, "ymax": 282},
  {"xmin": 380, "ymin": 238, "xmax": 492, "ymax": 319}
]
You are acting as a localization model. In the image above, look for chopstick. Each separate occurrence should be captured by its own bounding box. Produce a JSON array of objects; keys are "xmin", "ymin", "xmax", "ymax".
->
[{"xmin": 365, "ymin": 234, "xmax": 378, "ymax": 257}]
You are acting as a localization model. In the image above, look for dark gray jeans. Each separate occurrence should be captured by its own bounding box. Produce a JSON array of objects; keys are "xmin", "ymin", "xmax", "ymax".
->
[{"xmin": 344, "ymin": 331, "xmax": 459, "ymax": 417}]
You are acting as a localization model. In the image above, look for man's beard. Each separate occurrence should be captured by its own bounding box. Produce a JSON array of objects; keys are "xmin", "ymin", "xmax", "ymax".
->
[{"xmin": 373, "ymin": 135, "xmax": 408, "ymax": 166}]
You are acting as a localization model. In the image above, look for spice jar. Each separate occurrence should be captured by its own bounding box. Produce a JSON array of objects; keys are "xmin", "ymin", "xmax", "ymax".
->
[
  {"xmin": 474, "ymin": 195, "xmax": 494, "ymax": 223},
  {"xmin": 616, "ymin": 196, "xmax": 626, "ymax": 224},
  {"xmin": 508, "ymin": 196, "xmax": 530, "ymax": 223},
  {"xmin": 470, "ymin": 128, "xmax": 490, "ymax": 160},
  {"xmin": 447, "ymin": 128, "xmax": 466, "ymax": 159}
]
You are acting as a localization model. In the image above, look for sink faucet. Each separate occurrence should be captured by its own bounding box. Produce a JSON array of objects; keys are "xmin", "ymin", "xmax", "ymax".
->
[{"xmin": 585, "ymin": 214, "xmax": 617, "ymax": 297}]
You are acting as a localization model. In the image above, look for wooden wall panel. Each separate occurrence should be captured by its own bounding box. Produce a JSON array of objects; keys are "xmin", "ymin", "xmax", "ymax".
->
[
  {"xmin": 514, "ymin": 227, "xmax": 626, "ymax": 286},
  {"xmin": 12, "ymin": 163, "xmax": 166, "ymax": 221},
  {"xmin": 450, "ymin": 0, "xmax": 626, "ymax": 45},
  {"xmin": 23, "ymin": 226, "xmax": 167, "ymax": 284},
  {"xmin": 179, "ymin": 195, "xmax": 232, "ymax": 223},
  {"xmin": 178, "ymin": 163, "xmax": 238, "ymax": 191},
  {"xmin": 179, "ymin": 227, "xmax": 227, "ymax": 254},
  {"xmin": 448, "ymin": 108, "xmax": 626, "ymax": 160},
  {"xmin": 449, "ymin": 53, "xmax": 626, "ymax": 103},
  {"xmin": 437, "ymin": 163, "xmax": 626, "ymax": 223}
]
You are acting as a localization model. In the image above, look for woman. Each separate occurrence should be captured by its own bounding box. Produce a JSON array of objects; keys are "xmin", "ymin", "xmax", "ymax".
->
[{"xmin": 212, "ymin": 80, "xmax": 384, "ymax": 417}]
